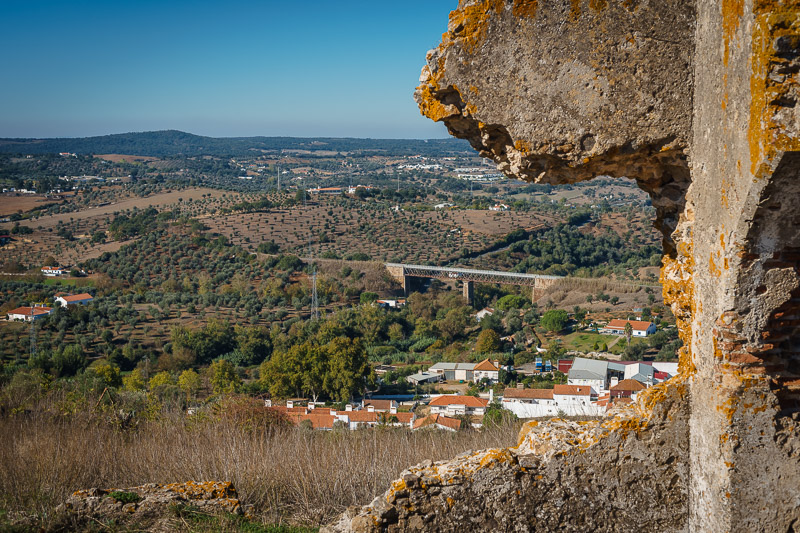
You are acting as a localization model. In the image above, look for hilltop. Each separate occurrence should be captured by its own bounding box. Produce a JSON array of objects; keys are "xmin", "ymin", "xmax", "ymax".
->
[{"xmin": 0, "ymin": 130, "xmax": 470, "ymax": 158}]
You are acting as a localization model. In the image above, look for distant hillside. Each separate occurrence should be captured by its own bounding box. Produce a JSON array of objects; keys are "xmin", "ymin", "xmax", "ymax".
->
[{"xmin": 0, "ymin": 130, "xmax": 471, "ymax": 158}]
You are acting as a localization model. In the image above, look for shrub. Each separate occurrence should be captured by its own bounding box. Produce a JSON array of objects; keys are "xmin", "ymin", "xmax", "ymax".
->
[{"xmin": 108, "ymin": 491, "xmax": 142, "ymax": 504}]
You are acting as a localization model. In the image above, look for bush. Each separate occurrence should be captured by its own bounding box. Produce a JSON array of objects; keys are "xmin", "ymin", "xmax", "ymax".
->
[
  {"xmin": 475, "ymin": 329, "xmax": 500, "ymax": 353},
  {"xmin": 540, "ymin": 309, "xmax": 569, "ymax": 333},
  {"xmin": 108, "ymin": 491, "xmax": 142, "ymax": 504}
]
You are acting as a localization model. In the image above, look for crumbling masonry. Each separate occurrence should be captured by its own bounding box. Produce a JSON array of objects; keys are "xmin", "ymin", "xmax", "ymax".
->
[{"xmin": 325, "ymin": 1, "xmax": 800, "ymax": 531}]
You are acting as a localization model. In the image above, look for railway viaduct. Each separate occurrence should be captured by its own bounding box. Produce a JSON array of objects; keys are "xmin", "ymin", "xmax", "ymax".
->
[{"xmin": 384, "ymin": 262, "xmax": 562, "ymax": 305}]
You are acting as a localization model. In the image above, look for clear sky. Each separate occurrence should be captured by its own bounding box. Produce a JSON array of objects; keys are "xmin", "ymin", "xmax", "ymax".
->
[{"xmin": 0, "ymin": 1, "xmax": 457, "ymax": 139}]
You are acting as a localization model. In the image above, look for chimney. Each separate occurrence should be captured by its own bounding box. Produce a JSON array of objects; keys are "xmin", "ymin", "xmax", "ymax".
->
[
  {"xmin": 367, "ymin": 405, "xmax": 375, "ymax": 412},
  {"xmin": 264, "ymin": 399, "xmax": 272, "ymax": 407},
  {"xmin": 390, "ymin": 406, "xmax": 397, "ymax": 414},
  {"xmin": 308, "ymin": 403, "xmax": 315, "ymax": 410},
  {"xmin": 517, "ymin": 382, "xmax": 524, "ymax": 389},
  {"xmin": 287, "ymin": 400, "xmax": 294, "ymax": 409},
  {"xmin": 345, "ymin": 404, "xmax": 353, "ymax": 412}
]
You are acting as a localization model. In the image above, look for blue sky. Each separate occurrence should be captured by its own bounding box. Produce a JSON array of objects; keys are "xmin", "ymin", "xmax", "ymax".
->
[{"xmin": 0, "ymin": 1, "xmax": 456, "ymax": 139}]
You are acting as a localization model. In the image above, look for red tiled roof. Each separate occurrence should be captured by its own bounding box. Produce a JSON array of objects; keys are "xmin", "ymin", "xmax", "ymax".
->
[
  {"xmin": 502, "ymin": 388, "xmax": 554, "ymax": 400},
  {"xmin": 429, "ymin": 395, "xmax": 489, "ymax": 408},
  {"xmin": 289, "ymin": 413, "xmax": 335, "ymax": 429},
  {"xmin": 8, "ymin": 306, "xmax": 52, "ymax": 316},
  {"xmin": 474, "ymin": 358, "xmax": 499, "ymax": 371},
  {"xmin": 553, "ymin": 384, "xmax": 592, "ymax": 396},
  {"xmin": 610, "ymin": 379, "xmax": 646, "ymax": 392},
  {"xmin": 344, "ymin": 411, "xmax": 378, "ymax": 423},
  {"xmin": 61, "ymin": 293, "xmax": 93, "ymax": 302},
  {"xmin": 605, "ymin": 319, "xmax": 653, "ymax": 331},
  {"xmin": 363, "ymin": 399, "xmax": 395, "ymax": 410},
  {"xmin": 413, "ymin": 414, "xmax": 461, "ymax": 431},
  {"xmin": 392, "ymin": 412, "xmax": 414, "ymax": 424}
]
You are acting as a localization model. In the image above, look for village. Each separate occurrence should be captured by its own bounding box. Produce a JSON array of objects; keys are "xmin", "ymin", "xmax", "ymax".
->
[{"xmin": 5, "ymin": 263, "xmax": 674, "ymax": 433}]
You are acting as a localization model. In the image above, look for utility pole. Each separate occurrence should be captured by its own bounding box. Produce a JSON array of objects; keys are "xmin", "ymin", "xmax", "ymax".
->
[
  {"xmin": 303, "ymin": 177, "xmax": 319, "ymax": 321},
  {"xmin": 29, "ymin": 308, "xmax": 36, "ymax": 359}
]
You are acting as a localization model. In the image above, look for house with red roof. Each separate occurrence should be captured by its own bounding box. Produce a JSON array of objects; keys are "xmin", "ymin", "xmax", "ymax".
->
[
  {"xmin": 7, "ymin": 306, "xmax": 53, "ymax": 321},
  {"xmin": 610, "ymin": 379, "xmax": 647, "ymax": 400},
  {"xmin": 429, "ymin": 394, "xmax": 489, "ymax": 417},
  {"xmin": 553, "ymin": 384, "xmax": 595, "ymax": 405},
  {"xmin": 473, "ymin": 358, "xmax": 500, "ymax": 382},
  {"xmin": 501, "ymin": 387, "xmax": 555, "ymax": 406},
  {"xmin": 600, "ymin": 319, "xmax": 657, "ymax": 337},
  {"xmin": 55, "ymin": 293, "xmax": 94, "ymax": 308}
]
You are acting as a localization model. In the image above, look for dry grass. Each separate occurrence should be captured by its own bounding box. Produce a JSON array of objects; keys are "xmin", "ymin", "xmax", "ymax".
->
[{"xmin": 0, "ymin": 410, "xmax": 520, "ymax": 527}]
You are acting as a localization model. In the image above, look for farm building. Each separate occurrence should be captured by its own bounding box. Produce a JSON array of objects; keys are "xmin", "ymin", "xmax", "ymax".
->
[
  {"xmin": 600, "ymin": 319, "xmax": 657, "ymax": 337},
  {"xmin": 7, "ymin": 306, "xmax": 53, "ymax": 321}
]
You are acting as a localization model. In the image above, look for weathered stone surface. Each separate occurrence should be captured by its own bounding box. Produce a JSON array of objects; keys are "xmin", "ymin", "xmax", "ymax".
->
[
  {"xmin": 328, "ymin": 0, "xmax": 800, "ymax": 531},
  {"xmin": 323, "ymin": 384, "xmax": 688, "ymax": 532},
  {"xmin": 58, "ymin": 481, "xmax": 250, "ymax": 520}
]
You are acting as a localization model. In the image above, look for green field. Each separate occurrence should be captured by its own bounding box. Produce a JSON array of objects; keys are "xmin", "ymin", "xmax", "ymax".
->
[{"xmin": 562, "ymin": 331, "xmax": 649, "ymax": 355}]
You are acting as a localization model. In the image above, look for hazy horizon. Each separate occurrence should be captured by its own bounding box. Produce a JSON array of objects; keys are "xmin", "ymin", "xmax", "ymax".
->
[{"xmin": 1, "ymin": 1, "xmax": 455, "ymax": 139}]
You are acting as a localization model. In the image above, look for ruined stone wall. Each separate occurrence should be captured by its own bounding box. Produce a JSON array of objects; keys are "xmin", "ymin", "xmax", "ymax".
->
[{"xmin": 326, "ymin": 1, "xmax": 800, "ymax": 531}]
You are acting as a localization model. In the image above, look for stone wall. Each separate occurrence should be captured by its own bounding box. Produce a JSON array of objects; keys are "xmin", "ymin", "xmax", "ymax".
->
[{"xmin": 327, "ymin": 1, "xmax": 800, "ymax": 531}]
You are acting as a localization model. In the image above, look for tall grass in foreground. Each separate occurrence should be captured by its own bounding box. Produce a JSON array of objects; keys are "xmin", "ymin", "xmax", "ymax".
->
[{"xmin": 0, "ymin": 411, "xmax": 520, "ymax": 526}]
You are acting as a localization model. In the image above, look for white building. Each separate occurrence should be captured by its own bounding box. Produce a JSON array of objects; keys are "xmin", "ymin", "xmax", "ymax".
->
[
  {"xmin": 41, "ymin": 266, "xmax": 66, "ymax": 277},
  {"xmin": 428, "ymin": 395, "xmax": 488, "ymax": 417},
  {"xmin": 55, "ymin": 293, "xmax": 94, "ymax": 307},
  {"xmin": 7, "ymin": 306, "xmax": 53, "ymax": 321},
  {"xmin": 600, "ymin": 319, "xmax": 657, "ymax": 337},
  {"xmin": 473, "ymin": 358, "xmax": 500, "ymax": 383},
  {"xmin": 567, "ymin": 358, "xmax": 609, "ymax": 393}
]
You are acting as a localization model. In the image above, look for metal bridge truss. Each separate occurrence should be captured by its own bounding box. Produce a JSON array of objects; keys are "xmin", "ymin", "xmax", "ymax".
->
[{"xmin": 386, "ymin": 263, "xmax": 563, "ymax": 287}]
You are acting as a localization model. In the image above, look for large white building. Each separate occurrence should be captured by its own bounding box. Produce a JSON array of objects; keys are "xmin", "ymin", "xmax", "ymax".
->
[{"xmin": 600, "ymin": 319, "xmax": 657, "ymax": 337}]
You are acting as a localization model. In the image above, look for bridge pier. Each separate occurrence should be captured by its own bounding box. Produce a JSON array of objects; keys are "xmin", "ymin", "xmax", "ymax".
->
[{"xmin": 462, "ymin": 280, "xmax": 474, "ymax": 305}]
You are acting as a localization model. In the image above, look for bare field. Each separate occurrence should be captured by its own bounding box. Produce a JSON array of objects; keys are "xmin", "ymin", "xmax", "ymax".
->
[
  {"xmin": 95, "ymin": 154, "xmax": 160, "ymax": 163},
  {"xmin": 0, "ymin": 194, "xmax": 56, "ymax": 217},
  {"xmin": 0, "ymin": 188, "xmax": 241, "ymax": 267},
  {"xmin": 30, "ymin": 187, "xmax": 233, "ymax": 229}
]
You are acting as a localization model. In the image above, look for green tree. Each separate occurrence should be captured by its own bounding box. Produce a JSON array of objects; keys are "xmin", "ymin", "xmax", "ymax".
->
[
  {"xmin": 178, "ymin": 369, "xmax": 201, "ymax": 400},
  {"xmin": 360, "ymin": 292, "xmax": 378, "ymax": 304},
  {"xmin": 149, "ymin": 371, "xmax": 174, "ymax": 389},
  {"xmin": 540, "ymin": 309, "xmax": 569, "ymax": 333},
  {"xmin": 324, "ymin": 336, "xmax": 372, "ymax": 402},
  {"xmin": 476, "ymin": 328, "xmax": 501, "ymax": 353},
  {"xmin": 92, "ymin": 362, "xmax": 121, "ymax": 388},
  {"xmin": 209, "ymin": 359, "xmax": 241, "ymax": 394},
  {"xmin": 495, "ymin": 294, "xmax": 528, "ymax": 311},
  {"xmin": 52, "ymin": 344, "xmax": 87, "ymax": 377},
  {"xmin": 123, "ymin": 368, "xmax": 146, "ymax": 391},
  {"xmin": 624, "ymin": 322, "xmax": 633, "ymax": 345}
]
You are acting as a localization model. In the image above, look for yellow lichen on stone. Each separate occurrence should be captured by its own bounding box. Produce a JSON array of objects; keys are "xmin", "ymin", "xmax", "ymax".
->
[
  {"xmin": 748, "ymin": 2, "xmax": 800, "ymax": 177},
  {"xmin": 512, "ymin": 0, "xmax": 538, "ymax": 19},
  {"xmin": 443, "ymin": 0, "xmax": 505, "ymax": 54}
]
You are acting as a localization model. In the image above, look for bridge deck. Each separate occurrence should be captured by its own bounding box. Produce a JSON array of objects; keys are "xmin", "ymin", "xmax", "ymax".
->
[{"xmin": 386, "ymin": 263, "xmax": 562, "ymax": 286}]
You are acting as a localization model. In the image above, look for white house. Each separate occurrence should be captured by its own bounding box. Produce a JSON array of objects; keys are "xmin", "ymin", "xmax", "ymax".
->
[
  {"xmin": 473, "ymin": 358, "xmax": 500, "ymax": 383},
  {"xmin": 55, "ymin": 293, "xmax": 94, "ymax": 308},
  {"xmin": 553, "ymin": 384, "xmax": 595, "ymax": 405},
  {"xmin": 7, "ymin": 306, "xmax": 53, "ymax": 321},
  {"xmin": 428, "ymin": 362, "xmax": 476, "ymax": 382},
  {"xmin": 600, "ymin": 319, "xmax": 657, "ymax": 337},
  {"xmin": 489, "ymin": 203, "xmax": 509, "ymax": 211},
  {"xmin": 567, "ymin": 358, "xmax": 609, "ymax": 393},
  {"xmin": 428, "ymin": 395, "xmax": 488, "ymax": 417},
  {"xmin": 41, "ymin": 266, "xmax": 66, "ymax": 277},
  {"xmin": 475, "ymin": 307, "xmax": 495, "ymax": 322}
]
